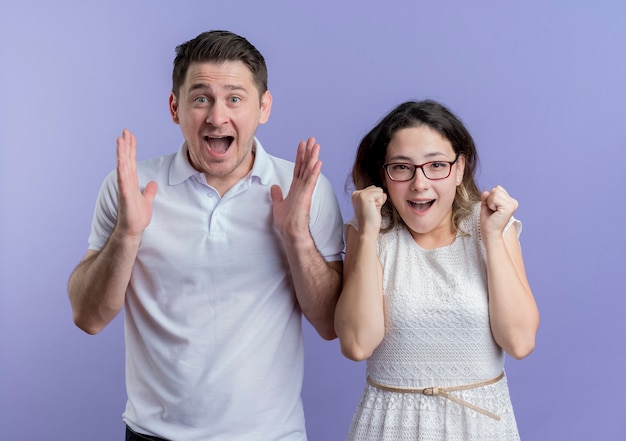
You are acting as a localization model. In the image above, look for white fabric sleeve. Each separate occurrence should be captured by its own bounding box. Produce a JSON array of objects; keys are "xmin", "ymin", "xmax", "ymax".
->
[
  {"xmin": 87, "ymin": 170, "xmax": 119, "ymax": 251},
  {"xmin": 308, "ymin": 173, "xmax": 345, "ymax": 261}
]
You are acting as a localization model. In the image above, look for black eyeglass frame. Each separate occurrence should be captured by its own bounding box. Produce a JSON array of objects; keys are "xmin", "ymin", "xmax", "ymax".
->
[{"xmin": 383, "ymin": 153, "xmax": 460, "ymax": 182}]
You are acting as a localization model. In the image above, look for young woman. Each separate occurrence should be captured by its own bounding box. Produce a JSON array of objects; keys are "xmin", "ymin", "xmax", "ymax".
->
[{"xmin": 335, "ymin": 100, "xmax": 539, "ymax": 440}]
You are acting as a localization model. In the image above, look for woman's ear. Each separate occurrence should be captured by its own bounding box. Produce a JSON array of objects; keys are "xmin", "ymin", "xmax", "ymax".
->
[
  {"xmin": 380, "ymin": 165, "xmax": 388, "ymax": 189},
  {"xmin": 455, "ymin": 155, "xmax": 465, "ymax": 186}
]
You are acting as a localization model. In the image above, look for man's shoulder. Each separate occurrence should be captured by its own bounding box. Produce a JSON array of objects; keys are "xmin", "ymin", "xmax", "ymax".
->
[
  {"xmin": 262, "ymin": 150, "xmax": 295, "ymax": 171},
  {"xmin": 253, "ymin": 146, "xmax": 295, "ymax": 186},
  {"xmin": 134, "ymin": 151, "xmax": 179, "ymax": 180},
  {"xmin": 137, "ymin": 151, "xmax": 178, "ymax": 169}
]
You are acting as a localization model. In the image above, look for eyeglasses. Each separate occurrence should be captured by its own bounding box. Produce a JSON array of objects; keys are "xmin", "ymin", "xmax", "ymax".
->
[{"xmin": 383, "ymin": 154, "xmax": 460, "ymax": 181}]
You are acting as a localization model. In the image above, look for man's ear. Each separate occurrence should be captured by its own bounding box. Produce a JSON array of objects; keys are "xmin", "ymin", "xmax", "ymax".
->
[
  {"xmin": 259, "ymin": 90, "xmax": 272, "ymax": 125},
  {"xmin": 169, "ymin": 92, "xmax": 179, "ymax": 124}
]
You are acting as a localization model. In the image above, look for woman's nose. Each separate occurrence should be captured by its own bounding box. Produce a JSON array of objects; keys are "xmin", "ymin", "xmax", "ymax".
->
[{"xmin": 409, "ymin": 167, "xmax": 430, "ymax": 191}]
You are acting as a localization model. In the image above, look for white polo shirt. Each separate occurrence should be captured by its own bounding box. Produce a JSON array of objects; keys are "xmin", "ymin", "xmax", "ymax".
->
[{"xmin": 88, "ymin": 139, "xmax": 344, "ymax": 441}]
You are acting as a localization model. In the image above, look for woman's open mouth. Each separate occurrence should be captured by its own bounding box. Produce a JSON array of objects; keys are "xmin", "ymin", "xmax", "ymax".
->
[{"xmin": 408, "ymin": 199, "xmax": 435, "ymax": 213}]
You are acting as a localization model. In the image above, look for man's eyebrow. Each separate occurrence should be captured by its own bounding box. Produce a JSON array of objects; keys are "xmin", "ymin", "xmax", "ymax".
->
[
  {"xmin": 188, "ymin": 83, "xmax": 248, "ymax": 93},
  {"xmin": 189, "ymin": 83, "xmax": 211, "ymax": 93}
]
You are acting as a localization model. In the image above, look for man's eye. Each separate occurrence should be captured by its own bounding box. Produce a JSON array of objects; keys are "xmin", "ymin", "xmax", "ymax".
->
[
  {"xmin": 194, "ymin": 96, "xmax": 208, "ymax": 104},
  {"xmin": 229, "ymin": 96, "xmax": 241, "ymax": 104}
]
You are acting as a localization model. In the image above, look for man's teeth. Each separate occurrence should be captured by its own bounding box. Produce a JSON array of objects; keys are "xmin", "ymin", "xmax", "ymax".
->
[{"xmin": 204, "ymin": 136, "xmax": 231, "ymax": 153}]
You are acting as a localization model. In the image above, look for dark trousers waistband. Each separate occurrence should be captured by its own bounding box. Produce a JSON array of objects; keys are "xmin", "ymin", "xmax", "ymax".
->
[{"xmin": 126, "ymin": 425, "xmax": 170, "ymax": 441}]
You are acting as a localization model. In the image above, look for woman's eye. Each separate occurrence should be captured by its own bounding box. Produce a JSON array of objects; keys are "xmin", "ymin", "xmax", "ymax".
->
[{"xmin": 393, "ymin": 164, "xmax": 410, "ymax": 171}]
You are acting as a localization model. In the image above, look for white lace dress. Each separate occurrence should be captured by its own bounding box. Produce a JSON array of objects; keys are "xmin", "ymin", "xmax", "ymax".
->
[{"xmin": 346, "ymin": 204, "xmax": 522, "ymax": 441}]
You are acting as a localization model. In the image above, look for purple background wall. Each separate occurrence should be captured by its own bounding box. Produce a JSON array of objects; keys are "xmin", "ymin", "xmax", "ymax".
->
[{"xmin": 1, "ymin": 1, "xmax": 625, "ymax": 440}]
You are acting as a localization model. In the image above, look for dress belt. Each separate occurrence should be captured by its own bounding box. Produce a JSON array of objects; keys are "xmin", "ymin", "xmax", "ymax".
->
[{"xmin": 366, "ymin": 372, "xmax": 505, "ymax": 421}]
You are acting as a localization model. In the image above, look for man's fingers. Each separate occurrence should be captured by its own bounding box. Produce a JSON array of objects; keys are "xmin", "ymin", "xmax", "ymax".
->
[
  {"xmin": 117, "ymin": 130, "xmax": 136, "ymax": 167},
  {"xmin": 270, "ymin": 184, "xmax": 284, "ymax": 204},
  {"xmin": 116, "ymin": 130, "xmax": 139, "ymax": 191},
  {"xmin": 294, "ymin": 137, "xmax": 320, "ymax": 179},
  {"xmin": 294, "ymin": 140, "xmax": 306, "ymax": 177},
  {"xmin": 143, "ymin": 181, "xmax": 158, "ymax": 203}
]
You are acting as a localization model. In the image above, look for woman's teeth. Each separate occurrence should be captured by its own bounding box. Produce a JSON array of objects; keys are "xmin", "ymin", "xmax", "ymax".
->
[{"xmin": 409, "ymin": 200, "xmax": 434, "ymax": 211}]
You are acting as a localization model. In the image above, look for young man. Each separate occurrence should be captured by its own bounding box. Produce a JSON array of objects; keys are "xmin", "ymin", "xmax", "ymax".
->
[{"xmin": 68, "ymin": 30, "xmax": 344, "ymax": 441}]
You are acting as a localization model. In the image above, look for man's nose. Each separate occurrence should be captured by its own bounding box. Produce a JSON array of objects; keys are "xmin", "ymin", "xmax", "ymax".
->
[{"xmin": 206, "ymin": 102, "xmax": 228, "ymax": 126}]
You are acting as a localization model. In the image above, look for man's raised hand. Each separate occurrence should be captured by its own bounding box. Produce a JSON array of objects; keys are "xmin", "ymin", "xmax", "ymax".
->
[{"xmin": 115, "ymin": 129, "xmax": 158, "ymax": 238}]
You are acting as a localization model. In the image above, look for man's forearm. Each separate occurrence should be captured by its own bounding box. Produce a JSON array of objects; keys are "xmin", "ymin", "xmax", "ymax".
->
[
  {"xmin": 68, "ymin": 231, "xmax": 140, "ymax": 334},
  {"xmin": 283, "ymin": 236, "xmax": 343, "ymax": 340}
]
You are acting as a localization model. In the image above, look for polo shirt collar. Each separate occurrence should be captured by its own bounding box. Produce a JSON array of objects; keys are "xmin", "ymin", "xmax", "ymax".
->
[{"xmin": 249, "ymin": 138, "xmax": 274, "ymax": 186}]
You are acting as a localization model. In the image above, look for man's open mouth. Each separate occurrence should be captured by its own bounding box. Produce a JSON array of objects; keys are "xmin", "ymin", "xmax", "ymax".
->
[{"xmin": 204, "ymin": 136, "xmax": 234, "ymax": 154}]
